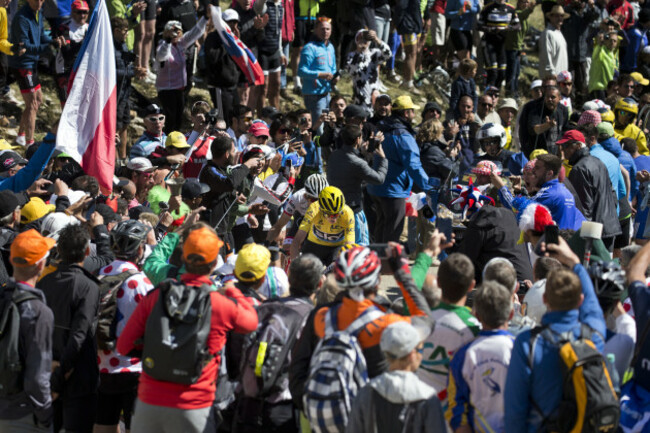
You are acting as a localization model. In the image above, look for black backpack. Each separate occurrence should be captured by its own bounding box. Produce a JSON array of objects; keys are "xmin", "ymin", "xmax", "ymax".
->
[
  {"xmin": 529, "ymin": 324, "xmax": 620, "ymax": 433},
  {"xmin": 239, "ymin": 299, "xmax": 308, "ymax": 398},
  {"xmin": 96, "ymin": 269, "xmax": 138, "ymax": 351},
  {"xmin": 0, "ymin": 284, "xmax": 38, "ymax": 397},
  {"xmin": 142, "ymin": 280, "xmax": 214, "ymax": 385}
]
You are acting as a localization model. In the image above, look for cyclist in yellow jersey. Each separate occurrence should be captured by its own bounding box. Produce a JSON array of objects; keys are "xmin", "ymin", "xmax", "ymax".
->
[
  {"xmin": 614, "ymin": 98, "xmax": 649, "ymax": 155},
  {"xmin": 290, "ymin": 186, "xmax": 355, "ymax": 263}
]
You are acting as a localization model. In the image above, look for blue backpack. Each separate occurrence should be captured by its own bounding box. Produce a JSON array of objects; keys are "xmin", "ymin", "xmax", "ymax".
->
[{"xmin": 303, "ymin": 305, "xmax": 384, "ymax": 433}]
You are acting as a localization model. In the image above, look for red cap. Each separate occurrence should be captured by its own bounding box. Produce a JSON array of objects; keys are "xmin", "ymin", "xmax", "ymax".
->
[
  {"xmin": 556, "ymin": 130, "xmax": 585, "ymax": 146},
  {"xmin": 72, "ymin": 0, "xmax": 90, "ymax": 10},
  {"xmin": 248, "ymin": 122, "xmax": 270, "ymax": 137}
]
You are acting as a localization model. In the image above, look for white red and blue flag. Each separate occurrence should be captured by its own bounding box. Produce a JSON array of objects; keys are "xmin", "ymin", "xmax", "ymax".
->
[
  {"xmin": 56, "ymin": 0, "xmax": 116, "ymax": 193},
  {"xmin": 210, "ymin": 5, "xmax": 265, "ymax": 86}
]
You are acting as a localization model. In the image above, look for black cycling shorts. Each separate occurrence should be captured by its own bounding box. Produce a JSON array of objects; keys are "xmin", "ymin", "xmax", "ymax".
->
[
  {"xmin": 450, "ymin": 28, "xmax": 473, "ymax": 52},
  {"xmin": 142, "ymin": 0, "xmax": 157, "ymax": 21},
  {"xmin": 10, "ymin": 68, "xmax": 41, "ymax": 93},
  {"xmin": 292, "ymin": 19, "xmax": 315, "ymax": 47},
  {"xmin": 260, "ymin": 51, "xmax": 282, "ymax": 74}
]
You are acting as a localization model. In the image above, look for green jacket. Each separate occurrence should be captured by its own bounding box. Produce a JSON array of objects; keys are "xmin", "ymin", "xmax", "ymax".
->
[
  {"xmin": 106, "ymin": 0, "xmax": 140, "ymax": 49},
  {"xmin": 588, "ymin": 43, "xmax": 618, "ymax": 92},
  {"xmin": 411, "ymin": 252, "xmax": 433, "ymax": 290},
  {"xmin": 143, "ymin": 232, "xmax": 185, "ymax": 287},
  {"xmin": 504, "ymin": 6, "xmax": 533, "ymax": 51},
  {"xmin": 567, "ymin": 231, "xmax": 612, "ymax": 264}
]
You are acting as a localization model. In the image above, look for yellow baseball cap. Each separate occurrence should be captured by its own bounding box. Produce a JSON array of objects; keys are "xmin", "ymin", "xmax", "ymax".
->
[
  {"xmin": 235, "ymin": 243, "xmax": 271, "ymax": 282},
  {"xmin": 631, "ymin": 72, "xmax": 650, "ymax": 86},
  {"xmin": 20, "ymin": 197, "xmax": 55, "ymax": 224},
  {"xmin": 393, "ymin": 95, "xmax": 421, "ymax": 111},
  {"xmin": 165, "ymin": 131, "xmax": 191, "ymax": 149}
]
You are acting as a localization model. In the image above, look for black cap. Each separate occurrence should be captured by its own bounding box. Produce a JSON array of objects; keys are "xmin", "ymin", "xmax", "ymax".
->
[
  {"xmin": 128, "ymin": 205, "xmax": 154, "ymax": 221},
  {"xmin": 343, "ymin": 104, "xmax": 368, "ymax": 119},
  {"xmin": 0, "ymin": 151, "xmax": 28, "ymax": 173},
  {"xmin": 95, "ymin": 203, "xmax": 120, "ymax": 224},
  {"xmin": 182, "ymin": 178, "xmax": 211, "ymax": 199},
  {"xmin": 0, "ymin": 190, "xmax": 25, "ymax": 219},
  {"xmin": 423, "ymin": 102, "xmax": 442, "ymax": 116},
  {"xmin": 144, "ymin": 104, "xmax": 163, "ymax": 117}
]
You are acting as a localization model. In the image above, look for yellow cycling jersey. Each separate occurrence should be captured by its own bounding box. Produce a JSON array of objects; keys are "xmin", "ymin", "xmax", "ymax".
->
[
  {"xmin": 299, "ymin": 201, "xmax": 355, "ymax": 246},
  {"xmin": 615, "ymin": 124, "xmax": 649, "ymax": 155}
]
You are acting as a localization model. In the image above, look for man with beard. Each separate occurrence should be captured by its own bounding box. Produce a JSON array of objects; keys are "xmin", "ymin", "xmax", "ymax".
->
[
  {"xmin": 522, "ymin": 85, "xmax": 568, "ymax": 157},
  {"xmin": 368, "ymin": 94, "xmax": 392, "ymax": 126},
  {"xmin": 126, "ymin": 158, "xmax": 157, "ymax": 207},
  {"xmin": 200, "ymin": 134, "xmax": 267, "ymax": 253}
]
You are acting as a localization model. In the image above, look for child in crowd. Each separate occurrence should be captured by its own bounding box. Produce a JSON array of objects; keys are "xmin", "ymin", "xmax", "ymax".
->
[
  {"xmin": 345, "ymin": 29, "xmax": 392, "ymax": 113},
  {"xmin": 448, "ymin": 58, "xmax": 478, "ymax": 120}
]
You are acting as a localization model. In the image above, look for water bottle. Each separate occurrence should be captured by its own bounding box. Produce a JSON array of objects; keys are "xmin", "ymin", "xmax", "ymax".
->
[{"xmin": 606, "ymin": 353, "xmax": 620, "ymax": 394}]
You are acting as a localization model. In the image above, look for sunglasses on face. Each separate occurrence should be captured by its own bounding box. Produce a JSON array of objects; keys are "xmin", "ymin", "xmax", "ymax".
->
[
  {"xmin": 560, "ymin": 82, "xmax": 573, "ymax": 86},
  {"xmin": 241, "ymin": 116, "xmax": 253, "ymax": 122},
  {"xmin": 623, "ymin": 84, "xmax": 635, "ymax": 89},
  {"xmin": 279, "ymin": 128, "xmax": 291, "ymax": 134},
  {"xmin": 74, "ymin": 10, "xmax": 88, "ymax": 14},
  {"xmin": 146, "ymin": 115, "xmax": 165, "ymax": 122},
  {"xmin": 255, "ymin": 135, "xmax": 269, "ymax": 141}
]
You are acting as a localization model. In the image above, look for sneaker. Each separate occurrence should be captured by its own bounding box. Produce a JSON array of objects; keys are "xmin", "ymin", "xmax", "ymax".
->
[
  {"xmin": 1, "ymin": 89, "xmax": 23, "ymax": 107},
  {"xmin": 399, "ymin": 81, "xmax": 422, "ymax": 95},
  {"xmin": 386, "ymin": 70, "xmax": 403, "ymax": 84},
  {"xmin": 14, "ymin": 135, "xmax": 26, "ymax": 147}
]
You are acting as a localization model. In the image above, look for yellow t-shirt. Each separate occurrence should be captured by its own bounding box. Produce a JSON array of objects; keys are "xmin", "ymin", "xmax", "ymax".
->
[{"xmin": 299, "ymin": 201, "xmax": 355, "ymax": 246}]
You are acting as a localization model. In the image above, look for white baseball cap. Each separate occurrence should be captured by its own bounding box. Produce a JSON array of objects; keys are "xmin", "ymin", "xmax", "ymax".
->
[
  {"xmin": 222, "ymin": 8, "xmax": 239, "ymax": 22},
  {"xmin": 530, "ymin": 79, "xmax": 543, "ymax": 90},
  {"xmin": 380, "ymin": 321, "xmax": 430, "ymax": 358},
  {"xmin": 127, "ymin": 157, "xmax": 157, "ymax": 173}
]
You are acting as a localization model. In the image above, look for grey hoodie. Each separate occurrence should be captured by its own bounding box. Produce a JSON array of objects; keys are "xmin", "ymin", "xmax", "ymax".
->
[{"xmin": 346, "ymin": 370, "xmax": 447, "ymax": 433}]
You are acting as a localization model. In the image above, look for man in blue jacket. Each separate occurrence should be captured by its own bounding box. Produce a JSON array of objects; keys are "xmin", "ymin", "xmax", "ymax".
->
[
  {"xmin": 496, "ymin": 153, "xmax": 586, "ymax": 230},
  {"xmin": 298, "ymin": 17, "xmax": 337, "ymax": 122},
  {"xmin": 9, "ymin": 0, "xmax": 65, "ymax": 147},
  {"xmin": 0, "ymin": 132, "xmax": 55, "ymax": 193},
  {"xmin": 368, "ymin": 95, "xmax": 435, "ymax": 243},
  {"xmin": 504, "ymin": 237, "xmax": 606, "ymax": 433}
]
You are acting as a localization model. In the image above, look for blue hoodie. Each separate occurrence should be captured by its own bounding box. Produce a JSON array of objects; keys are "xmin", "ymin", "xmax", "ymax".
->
[
  {"xmin": 368, "ymin": 115, "xmax": 430, "ymax": 198},
  {"xmin": 0, "ymin": 135, "xmax": 55, "ymax": 193},
  {"xmin": 298, "ymin": 38, "xmax": 336, "ymax": 96},
  {"xmin": 600, "ymin": 136, "xmax": 638, "ymax": 199},
  {"xmin": 505, "ymin": 264, "xmax": 606, "ymax": 433}
]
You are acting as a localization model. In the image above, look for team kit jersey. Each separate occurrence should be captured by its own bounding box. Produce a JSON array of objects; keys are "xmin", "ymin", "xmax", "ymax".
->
[
  {"xmin": 418, "ymin": 303, "xmax": 481, "ymax": 407},
  {"xmin": 479, "ymin": 1, "xmax": 518, "ymax": 34},
  {"xmin": 447, "ymin": 330, "xmax": 515, "ymax": 433},
  {"xmin": 298, "ymin": 201, "xmax": 355, "ymax": 246}
]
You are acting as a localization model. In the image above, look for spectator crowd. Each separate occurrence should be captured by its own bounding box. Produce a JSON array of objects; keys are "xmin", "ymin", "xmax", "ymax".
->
[{"xmin": 2, "ymin": 0, "xmax": 650, "ymax": 431}]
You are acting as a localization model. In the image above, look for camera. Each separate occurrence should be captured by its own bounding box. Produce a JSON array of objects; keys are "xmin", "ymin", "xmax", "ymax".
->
[
  {"xmin": 207, "ymin": 108, "xmax": 219, "ymax": 126},
  {"xmin": 368, "ymin": 137, "xmax": 378, "ymax": 152},
  {"xmin": 363, "ymin": 31, "xmax": 373, "ymax": 41}
]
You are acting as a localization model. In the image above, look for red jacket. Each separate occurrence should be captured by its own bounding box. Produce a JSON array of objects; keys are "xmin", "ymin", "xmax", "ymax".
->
[
  {"xmin": 282, "ymin": 0, "xmax": 295, "ymax": 43},
  {"xmin": 116, "ymin": 274, "xmax": 258, "ymax": 409},
  {"xmin": 183, "ymin": 134, "xmax": 214, "ymax": 179},
  {"xmin": 607, "ymin": 0, "xmax": 635, "ymax": 30}
]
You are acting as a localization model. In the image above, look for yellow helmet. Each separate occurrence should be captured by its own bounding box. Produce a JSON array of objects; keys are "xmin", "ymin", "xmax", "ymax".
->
[
  {"xmin": 600, "ymin": 109, "xmax": 615, "ymax": 123},
  {"xmin": 319, "ymin": 186, "xmax": 345, "ymax": 214},
  {"xmin": 615, "ymin": 98, "xmax": 639, "ymax": 116}
]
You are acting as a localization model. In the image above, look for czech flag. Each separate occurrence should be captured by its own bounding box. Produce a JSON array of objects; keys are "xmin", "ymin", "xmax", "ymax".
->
[
  {"xmin": 56, "ymin": 0, "xmax": 116, "ymax": 194},
  {"xmin": 210, "ymin": 5, "xmax": 265, "ymax": 86}
]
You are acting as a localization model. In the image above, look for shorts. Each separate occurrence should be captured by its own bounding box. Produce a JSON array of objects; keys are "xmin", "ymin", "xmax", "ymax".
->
[
  {"xmin": 10, "ymin": 68, "xmax": 40, "ymax": 93},
  {"xmin": 292, "ymin": 19, "xmax": 315, "ymax": 47},
  {"xmin": 450, "ymin": 28, "xmax": 473, "ymax": 52},
  {"xmin": 431, "ymin": 12, "xmax": 446, "ymax": 46},
  {"xmin": 401, "ymin": 33, "xmax": 418, "ymax": 46},
  {"xmin": 96, "ymin": 372, "xmax": 140, "ymax": 429},
  {"xmin": 141, "ymin": 0, "xmax": 156, "ymax": 21},
  {"xmin": 614, "ymin": 217, "xmax": 631, "ymax": 249},
  {"xmin": 259, "ymin": 51, "xmax": 282, "ymax": 74},
  {"xmin": 117, "ymin": 93, "xmax": 132, "ymax": 130},
  {"xmin": 302, "ymin": 239, "xmax": 339, "ymax": 264}
]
